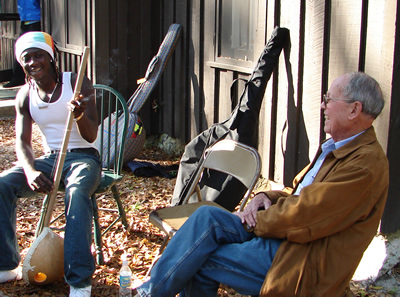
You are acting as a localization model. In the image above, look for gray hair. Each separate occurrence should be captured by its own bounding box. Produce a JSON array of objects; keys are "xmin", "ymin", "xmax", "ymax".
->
[{"xmin": 343, "ymin": 72, "xmax": 384, "ymax": 118}]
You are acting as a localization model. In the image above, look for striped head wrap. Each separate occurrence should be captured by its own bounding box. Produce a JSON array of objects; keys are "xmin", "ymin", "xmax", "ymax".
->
[{"xmin": 15, "ymin": 31, "xmax": 55, "ymax": 65}]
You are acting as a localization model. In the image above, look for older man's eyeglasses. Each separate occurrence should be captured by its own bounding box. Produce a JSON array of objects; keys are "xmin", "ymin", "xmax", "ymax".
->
[{"xmin": 322, "ymin": 94, "xmax": 354, "ymax": 106}]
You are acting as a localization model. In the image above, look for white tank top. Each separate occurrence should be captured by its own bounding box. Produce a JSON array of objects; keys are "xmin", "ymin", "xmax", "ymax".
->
[{"xmin": 29, "ymin": 72, "xmax": 94, "ymax": 153}]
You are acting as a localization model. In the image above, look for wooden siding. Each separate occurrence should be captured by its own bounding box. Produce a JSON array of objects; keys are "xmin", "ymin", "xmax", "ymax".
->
[
  {"xmin": 381, "ymin": 2, "xmax": 400, "ymax": 233},
  {"xmin": 159, "ymin": 0, "xmax": 397, "ymax": 180},
  {"xmin": 1, "ymin": 0, "xmax": 399, "ymax": 232},
  {"xmin": 0, "ymin": 1, "xmax": 19, "ymax": 71},
  {"xmin": 159, "ymin": 0, "xmax": 399, "ymax": 232}
]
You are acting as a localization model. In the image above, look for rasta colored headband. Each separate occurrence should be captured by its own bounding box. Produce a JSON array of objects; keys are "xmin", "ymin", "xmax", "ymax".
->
[{"xmin": 15, "ymin": 31, "xmax": 55, "ymax": 65}]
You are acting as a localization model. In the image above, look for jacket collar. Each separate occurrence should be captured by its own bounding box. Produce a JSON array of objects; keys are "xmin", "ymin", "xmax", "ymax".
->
[
  {"xmin": 293, "ymin": 126, "xmax": 378, "ymax": 192},
  {"xmin": 330, "ymin": 126, "xmax": 377, "ymax": 159}
]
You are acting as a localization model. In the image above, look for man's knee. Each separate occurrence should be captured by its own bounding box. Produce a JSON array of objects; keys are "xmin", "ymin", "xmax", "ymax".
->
[{"xmin": 195, "ymin": 205, "xmax": 228, "ymax": 217}]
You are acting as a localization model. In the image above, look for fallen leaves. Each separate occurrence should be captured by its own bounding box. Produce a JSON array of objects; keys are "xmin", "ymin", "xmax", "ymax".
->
[
  {"xmin": 1, "ymin": 118, "xmax": 394, "ymax": 297},
  {"xmin": 0, "ymin": 118, "xmax": 241, "ymax": 297}
]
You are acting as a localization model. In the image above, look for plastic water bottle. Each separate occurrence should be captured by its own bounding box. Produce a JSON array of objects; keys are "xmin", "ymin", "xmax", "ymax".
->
[{"xmin": 119, "ymin": 256, "xmax": 132, "ymax": 297}]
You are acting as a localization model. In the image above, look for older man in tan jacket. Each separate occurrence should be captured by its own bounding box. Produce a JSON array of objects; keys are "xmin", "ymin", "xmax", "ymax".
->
[{"xmin": 135, "ymin": 72, "xmax": 389, "ymax": 297}]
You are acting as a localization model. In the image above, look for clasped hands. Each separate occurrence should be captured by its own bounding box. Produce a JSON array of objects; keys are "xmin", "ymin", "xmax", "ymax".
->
[{"xmin": 233, "ymin": 192, "xmax": 272, "ymax": 229}]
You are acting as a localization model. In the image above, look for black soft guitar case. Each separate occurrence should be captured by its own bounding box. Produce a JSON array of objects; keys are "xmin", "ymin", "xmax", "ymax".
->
[
  {"xmin": 171, "ymin": 27, "xmax": 289, "ymax": 211},
  {"xmin": 95, "ymin": 24, "xmax": 183, "ymax": 166}
]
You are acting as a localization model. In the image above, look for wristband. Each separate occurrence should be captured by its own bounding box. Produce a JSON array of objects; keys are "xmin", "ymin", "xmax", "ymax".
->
[{"xmin": 74, "ymin": 112, "xmax": 85, "ymax": 122}]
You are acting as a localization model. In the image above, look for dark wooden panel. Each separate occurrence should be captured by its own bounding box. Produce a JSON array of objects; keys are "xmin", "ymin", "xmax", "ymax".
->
[
  {"xmin": 66, "ymin": 0, "xmax": 85, "ymax": 50},
  {"xmin": 0, "ymin": 13, "xmax": 19, "ymax": 21},
  {"xmin": 107, "ymin": 0, "xmax": 119, "ymax": 86},
  {"xmin": 0, "ymin": 69, "xmax": 13, "ymax": 82},
  {"xmin": 134, "ymin": 1, "xmax": 161, "ymax": 136},
  {"xmin": 382, "ymin": 49, "xmax": 400, "ymax": 233},
  {"xmin": 380, "ymin": 2, "xmax": 400, "ymax": 234},
  {"xmin": 0, "ymin": 38, "xmax": 17, "ymax": 70},
  {"xmin": 173, "ymin": 0, "xmax": 189, "ymax": 141},
  {"xmin": 0, "ymin": 0, "xmax": 19, "ymax": 71},
  {"xmin": 217, "ymin": 70, "xmax": 234, "ymax": 123},
  {"xmin": 202, "ymin": 0, "xmax": 217, "ymax": 137},
  {"xmin": 125, "ymin": 1, "xmax": 142, "ymax": 96},
  {"xmin": 49, "ymin": 0, "xmax": 67, "ymax": 48},
  {"xmin": 188, "ymin": 0, "xmax": 207, "ymax": 139},
  {"xmin": 161, "ymin": 0, "xmax": 178, "ymax": 136},
  {"xmin": 92, "ymin": 0, "xmax": 111, "ymax": 86},
  {"xmin": 115, "ymin": 0, "xmax": 129, "ymax": 96}
]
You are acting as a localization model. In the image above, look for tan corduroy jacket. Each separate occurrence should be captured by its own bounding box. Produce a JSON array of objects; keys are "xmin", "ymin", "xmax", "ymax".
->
[{"xmin": 254, "ymin": 127, "xmax": 389, "ymax": 297}]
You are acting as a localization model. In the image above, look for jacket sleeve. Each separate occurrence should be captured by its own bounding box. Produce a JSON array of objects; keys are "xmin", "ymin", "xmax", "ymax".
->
[
  {"xmin": 255, "ymin": 188, "xmax": 291, "ymax": 204},
  {"xmin": 253, "ymin": 161, "xmax": 384, "ymax": 243}
]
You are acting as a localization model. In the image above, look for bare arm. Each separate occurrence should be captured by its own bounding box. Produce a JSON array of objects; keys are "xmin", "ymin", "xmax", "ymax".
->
[
  {"xmin": 15, "ymin": 85, "xmax": 53, "ymax": 193},
  {"xmin": 68, "ymin": 74, "xmax": 98, "ymax": 143}
]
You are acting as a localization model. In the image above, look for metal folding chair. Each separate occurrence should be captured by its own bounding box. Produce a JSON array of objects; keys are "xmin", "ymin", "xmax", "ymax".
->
[{"xmin": 149, "ymin": 139, "xmax": 261, "ymax": 256}]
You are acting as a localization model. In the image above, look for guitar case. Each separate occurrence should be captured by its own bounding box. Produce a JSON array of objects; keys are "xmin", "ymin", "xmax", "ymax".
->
[
  {"xmin": 171, "ymin": 27, "xmax": 289, "ymax": 211},
  {"xmin": 95, "ymin": 23, "xmax": 183, "ymax": 166}
]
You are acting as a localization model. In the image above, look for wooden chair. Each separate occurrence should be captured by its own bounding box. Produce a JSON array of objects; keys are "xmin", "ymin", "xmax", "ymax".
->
[
  {"xmin": 90, "ymin": 84, "xmax": 130, "ymax": 264},
  {"xmin": 41, "ymin": 84, "xmax": 130, "ymax": 265},
  {"xmin": 149, "ymin": 139, "xmax": 261, "ymax": 256}
]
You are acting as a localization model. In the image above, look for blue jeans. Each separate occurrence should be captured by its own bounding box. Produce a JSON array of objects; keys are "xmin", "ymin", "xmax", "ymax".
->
[
  {"xmin": 0, "ymin": 151, "xmax": 101, "ymax": 288},
  {"xmin": 138, "ymin": 206, "xmax": 282, "ymax": 297}
]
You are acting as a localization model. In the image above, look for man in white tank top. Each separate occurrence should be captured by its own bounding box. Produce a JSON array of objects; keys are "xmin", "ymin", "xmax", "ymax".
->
[{"xmin": 0, "ymin": 32, "xmax": 100, "ymax": 297}]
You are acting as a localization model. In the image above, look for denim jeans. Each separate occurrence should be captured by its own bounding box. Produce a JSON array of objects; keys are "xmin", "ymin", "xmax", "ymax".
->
[
  {"xmin": 137, "ymin": 206, "xmax": 282, "ymax": 297},
  {"xmin": 0, "ymin": 151, "xmax": 101, "ymax": 288}
]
